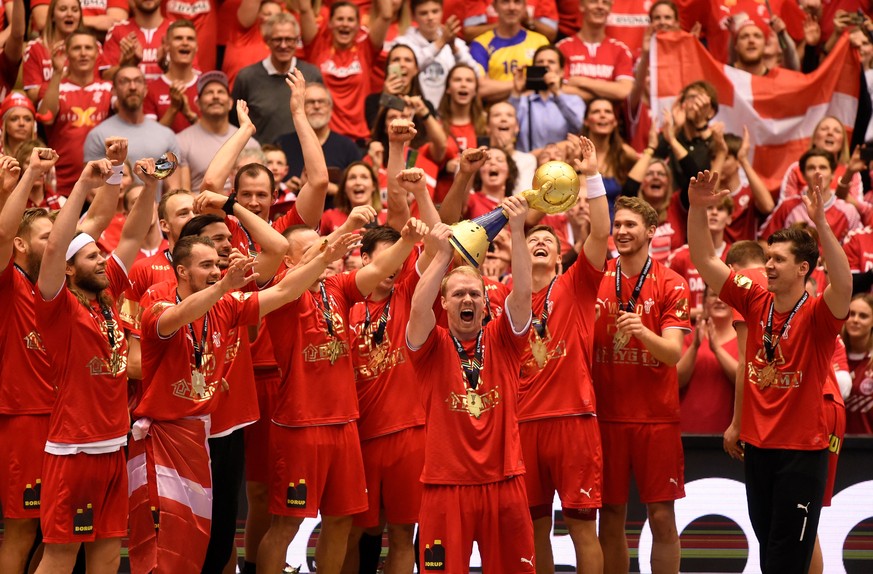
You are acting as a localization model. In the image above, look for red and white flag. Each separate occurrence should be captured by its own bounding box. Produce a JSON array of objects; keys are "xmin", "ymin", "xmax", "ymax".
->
[{"xmin": 651, "ymin": 31, "xmax": 861, "ymax": 191}]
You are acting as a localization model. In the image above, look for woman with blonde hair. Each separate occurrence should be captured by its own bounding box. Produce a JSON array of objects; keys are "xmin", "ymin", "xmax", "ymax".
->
[
  {"xmin": 842, "ymin": 293, "xmax": 873, "ymax": 434},
  {"xmin": 22, "ymin": 0, "xmax": 90, "ymax": 103}
]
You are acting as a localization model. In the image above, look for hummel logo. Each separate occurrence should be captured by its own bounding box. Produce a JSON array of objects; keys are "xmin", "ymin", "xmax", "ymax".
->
[
  {"xmin": 520, "ymin": 556, "xmax": 534, "ymax": 566},
  {"xmin": 580, "ymin": 487, "xmax": 592, "ymax": 498}
]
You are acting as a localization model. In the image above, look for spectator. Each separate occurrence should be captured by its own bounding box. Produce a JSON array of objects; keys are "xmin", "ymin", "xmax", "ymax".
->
[
  {"xmin": 320, "ymin": 161, "xmax": 387, "ymax": 233},
  {"xmin": 221, "ymin": 0, "xmax": 281, "ymax": 88},
  {"xmin": 102, "ymin": 0, "xmax": 171, "ymax": 81},
  {"xmin": 557, "ymin": 0, "xmax": 634, "ymax": 102},
  {"xmin": 232, "ymin": 12, "xmax": 323, "ymax": 146},
  {"xmin": 275, "ymin": 82, "xmax": 361, "ymax": 197},
  {"xmin": 178, "ymin": 71, "xmax": 260, "ymax": 193},
  {"xmin": 165, "ymin": 0, "xmax": 218, "ymax": 71},
  {"xmin": 677, "ymin": 284, "xmax": 739, "ymax": 434},
  {"xmin": 143, "ymin": 19, "xmax": 200, "ymax": 133},
  {"xmin": 364, "ymin": 44, "xmax": 432, "ymax": 129},
  {"xmin": 0, "ymin": 92, "xmax": 43, "ymax": 156},
  {"xmin": 486, "ymin": 100, "xmax": 537, "ymax": 194},
  {"xmin": 84, "ymin": 65, "xmax": 182, "ymax": 189},
  {"xmin": 470, "ymin": 0, "xmax": 550, "ymax": 102},
  {"xmin": 850, "ymin": 26, "xmax": 873, "ymax": 142},
  {"xmin": 38, "ymin": 31, "xmax": 114, "ymax": 196},
  {"xmin": 509, "ymin": 44, "xmax": 585, "ymax": 154},
  {"xmin": 395, "ymin": 0, "xmax": 483, "ymax": 108},
  {"xmin": 299, "ymin": 0, "xmax": 393, "ymax": 142},
  {"xmin": 466, "ymin": 147, "xmax": 519, "ymax": 218},
  {"xmin": 606, "ymin": 0, "xmax": 657, "ymax": 56},
  {"xmin": 262, "ymin": 144, "xmax": 290, "ymax": 196},
  {"xmin": 731, "ymin": 20, "xmax": 797, "ymax": 75},
  {"xmin": 843, "ymin": 293, "xmax": 873, "ymax": 434},
  {"xmin": 464, "ymin": 0, "xmax": 559, "ymax": 42},
  {"xmin": 0, "ymin": 0, "xmax": 26, "ymax": 101},
  {"xmin": 720, "ymin": 130, "xmax": 774, "ymax": 242},
  {"xmin": 30, "ymin": 0, "xmax": 127, "ymax": 35},
  {"xmin": 581, "ymin": 98, "xmax": 637, "ymax": 219}
]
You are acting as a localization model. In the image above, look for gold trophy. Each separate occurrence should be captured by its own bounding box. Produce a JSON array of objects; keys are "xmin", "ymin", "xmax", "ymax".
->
[
  {"xmin": 141, "ymin": 152, "xmax": 179, "ymax": 180},
  {"xmin": 450, "ymin": 161, "xmax": 580, "ymax": 267}
]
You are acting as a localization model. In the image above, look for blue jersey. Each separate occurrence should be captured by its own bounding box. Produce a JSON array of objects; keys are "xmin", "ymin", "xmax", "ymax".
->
[{"xmin": 470, "ymin": 28, "xmax": 550, "ymax": 82}]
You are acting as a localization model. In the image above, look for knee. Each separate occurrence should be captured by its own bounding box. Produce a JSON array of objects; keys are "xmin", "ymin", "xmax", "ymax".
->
[
  {"xmin": 247, "ymin": 482, "xmax": 269, "ymax": 507},
  {"xmin": 646, "ymin": 503, "xmax": 678, "ymax": 541},
  {"xmin": 2, "ymin": 519, "xmax": 39, "ymax": 543},
  {"xmin": 599, "ymin": 505, "xmax": 627, "ymax": 533},
  {"xmin": 386, "ymin": 523, "xmax": 414, "ymax": 548},
  {"xmin": 270, "ymin": 516, "xmax": 304, "ymax": 542}
]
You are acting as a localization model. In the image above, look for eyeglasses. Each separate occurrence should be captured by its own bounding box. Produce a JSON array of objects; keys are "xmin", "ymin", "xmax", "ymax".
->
[
  {"xmin": 269, "ymin": 36, "xmax": 299, "ymax": 46},
  {"xmin": 304, "ymin": 98, "xmax": 330, "ymax": 108}
]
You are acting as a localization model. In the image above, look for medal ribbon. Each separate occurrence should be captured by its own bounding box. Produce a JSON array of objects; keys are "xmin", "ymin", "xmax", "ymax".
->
[
  {"xmin": 176, "ymin": 292, "xmax": 209, "ymax": 369},
  {"xmin": 97, "ymin": 302, "xmax": 118, "ymax": 353},
  {"xmin": 451, "ymin": 330, "xmax": 484, "ymax": 390},
  {"xmin": 763, "ymin": 292, "xmax": 808, "ymax": 363},
  {"xmin": 236, "ymin": 222, "xmax": 259, "ymax": 257},
  {"xmin": 533, "ymin": 277, "xmax": 558, "ymax": 338},
  {"xmin": 163, "ymin": 249, "xmax": 173, "ymax": 264},
  {"xmin": 318, "ymin": 281, "xmax": 337, "ymax": 339},
  {"xmin": 615, "ymin": 256, "xmax": 652, "ymax": 313},
  {"xmin": 363, "ymin": 288, "xmax": 393, "ymax": 346},
  {"xmin": 13, "ymin": 263, "xmax": 34, "ymax": 283}
]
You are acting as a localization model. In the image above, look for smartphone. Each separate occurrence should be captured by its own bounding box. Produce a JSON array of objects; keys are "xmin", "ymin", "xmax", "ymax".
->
[
  {"xmin": 524, "ymin": 65, "xmax": 548, "ymax": 92},
  {"xmin": 387, "ymin": 63, "xmax": 403, "ymax": 78},
  {"xmin": 378, "ymin": 93, "xmax": 407, "ymax": 112},
  {"xmin": 849, "ymin": 11, "xmax": 866, "ymax": 25},
  {"xmin": 860, "ymin": 146, "xmax": 873, "ymax": 164},
  {"xmin": 327, "ymin": 167, "xmax": 342, "ymax": 184}
]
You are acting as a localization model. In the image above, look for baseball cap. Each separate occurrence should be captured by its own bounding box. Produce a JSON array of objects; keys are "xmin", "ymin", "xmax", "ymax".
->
[{"xmin": 197, "ymin": 71, "xmax": 229, "ymax": 96}]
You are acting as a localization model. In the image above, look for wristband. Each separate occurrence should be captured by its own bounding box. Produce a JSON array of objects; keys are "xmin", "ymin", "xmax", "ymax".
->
[
  {"xmin": 106, "ymin": 164, "xmax": 124, "ymax": 185},
  {"xmin": 643, "ymin": 147, "xmax": 655, "ymax": 156},
  {"xmin": 586, "ymin": 174, "xmax": 606, "ymax": 200},
  {"xmin": 838, "ymin": 176, "xmax": 851, "ymax": 187},
  {"xmin": 222, "ymin": 193, "xmax": 238, "ymax": 216},
  {"xmin": 419, "ymin": 111, "xmax": 432, "ymax": 122}
]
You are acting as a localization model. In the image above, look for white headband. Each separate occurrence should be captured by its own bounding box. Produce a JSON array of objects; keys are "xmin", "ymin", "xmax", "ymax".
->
[{"xmin": 65, "ymin": 233, "xmax": 95, "ymax": 261}]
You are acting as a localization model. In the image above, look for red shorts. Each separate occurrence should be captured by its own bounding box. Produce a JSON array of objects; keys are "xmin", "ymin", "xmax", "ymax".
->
[
  {"xmin": 0, "ymin": 414, "xmax": 50, "ymax": 519},
  {"xmin": 520, "ymin": 415, "xmax": 602, "ymax": 511},
  {"xmin": 823, "ymin": 398, "xmax": 846, "ymax": 507},
  {"xmin": 354, "ymin": 426, "xmax": 425, "ymax": 528},
  {"xmin": 419, "ymin": 476, "xmax": 535, "ymax": 574},
  {"xmin": 244, "ymin": 368, "xmax": 282, "ymax": 483},
  {"xmin": 599, "ymin": 421, "xmax": 685, "ymax": 505},
  {"xmin": 40, "ymin": 450, "xmax": 128, "ymax": 543},
  {"xmin": 268, "ymin": 422, "xmax": 368, "ymax": 517}
]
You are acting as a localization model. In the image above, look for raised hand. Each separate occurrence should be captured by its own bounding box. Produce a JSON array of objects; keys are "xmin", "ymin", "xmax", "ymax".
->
[
  {"xmin": 221, "ymin": 250, "xmax": 258, "ymax": 291},
  {"xmin": 237, "ymin": 99, "xmax": 254, "ymax": 132},
  {"xmin": 459, "ymin": 147, "xmax": 489, "ymax": 175},
  {"xmin": 401, "ymin": 217, "xmax": 429, "ymax": 243},
  {"xmin": 501, "ymin": 194, "xmax": 528, "ymax": 229},
  {"xmin": 79, "ymin": 158, "xmax": 115, "ymax": 188},
  {"xmin": 286, "ymin": 69, "xmax": 306, "ymax": 116},
  {"xmin": 50, "ymin": 41, "xmax": 67, "ymax": 75},
  {"xmin": 346, "ymin": 205, "xmax": 378, "ymax": 230},
  {"xmin": 688, "ymin": 170, "xmax": 729, "ymax": 207},
  {"xmin": 388, "ymin": 118, "xmax": 417, "ymax": 144},
  {"xmin": 105, "ymin": 137, "xmax": 129, "ymax": 165},
  {"xmin": 577, "ymin": 135, "xmax": 598, "ymax": 177},
  {"xmin": 802, "ymin": 172, "xmax": 827, "ymax": 226},
  {"xmin": 425, "ymin": 221, "xmax": 454, "ymax": 258},
  {"xmin": 322, "ymin": 232, "xmax": 359, "ymax": 264},
  {"xmin": 395, "ymin": 167, "xmax": 427, "ymax": 195},
  {"xmin": 0, "ymin": 156, "xmax": 21, "ymax": 194},
  {"xmin": 29, "ymin": 147, "xmax": 60, "ymax": 175},
  {"xmin": 193, "ymin": 190, "xmax": 232, "ymax": 214}
]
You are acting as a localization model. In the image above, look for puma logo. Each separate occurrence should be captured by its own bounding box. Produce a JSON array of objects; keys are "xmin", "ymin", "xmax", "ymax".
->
[
  {"xmin": 669, "ymin": 478, "xmax": 679, "ymax": 486},
  {"xmin": 580, "ymin": 487, "xmax": 592, "ymax": 498},
  {"xmin": 520, "ymin": 556, "xmax": 534, "ymax": 566},
  {"xmin": 798, "ymin": 502, "xmax": 811, "ymax": 541},
  {"xmin": 797, "ymin": 502, "xmax": 811, "ymax": 513}
]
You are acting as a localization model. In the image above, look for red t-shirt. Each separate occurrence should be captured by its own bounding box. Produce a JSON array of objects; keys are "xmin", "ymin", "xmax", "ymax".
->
[
  {"xmin": 725, "ymin": 184, "xmax": 761, "ymax": 243},
  {"xmin": 348, "ymin": 260, "xmax": 426, "ymax": 440},
  {"xmin": 592, "ymin": 256, "xmax": 692, "ymax": 423},
  {"xmin": 266, "ymin": 271, "xmax": 365, "ymax": 426},
  {"xmin": 143, "ymin": 74, "xmax": 200, "ymax": 133},
  {"xmin": 679, "ymin": 332, "xmax": 738, "ymax": 433},
  {"xmin": 22, "ymin": 39, "xmax": 110, "ymax": 93},
  {"xmin": 44, "ymin": 81, "xmax": 114, "ymax": 195},
  {"xmin": 31, "ymin": 0, "xmax": 129, "ymax": 18},
  {"xmin": 666, "ymin": 242, "xmax": 729, "ymax": 311},
  {"xmin": 703, "ymin": 0, "xmax": 806, "ymax": 64},
  {"xmin": 220, "ymin": 0, "xmax": 270, "ymax": 89},
  {"xmin": 120, "ymin": 249, "xmax": 175, "ymax": 336},
  {"xmin": 846, "ymin": 351, "xmax": 873, "ymax": 435},
  {"xmin": 719, "ymin": 270, "xmax": 845, "ymax": 449},
  {"xmin": 103, "ymin": 18, "xmax": 173, "ymax": 80},
  {"xmin": 759, "ymin": 195, "xmax": 862, "ymax": 244},
  {"xmin": 319, "ymin": 208, "xmax": 387, "ymax": 235},
  {"xmin": 605, "ymin": 0, "xmax": 652, "ymax": 57},
  {"xmin": 36, "ymin": 255, "xmax": 130, "ymax": 444},
  {"xmin": 464, "ymin": 0, "xmax": 558, "ymax": 29},
  {"xmin": 843, "ymin": 225, "xmax": 873, "ymax": 277},
  {"xmin": 163, "ymin": 0, "xmax": 217, "ymax": 71},
  {"xmin": 408, "ymin": 313, "xmax": 528, "ymax": 485},
  {"xmin": 135, "ymin": 281, "xmax": 260, "ymax": 420},
  {"xmin": 305, "ymin": 25, "xmax": 376, "ymax": 141},
  {"xmin": 556, "ymin": 35, "xmax": 634, "ymax": 83},
  {"xmin": 554, "ymin": 0, "xmax": 581, "ymax": 38},
  {"xmin": 518, "ymin": 254, "xmax": 604, "ymax": 422},
  {"xmin": 465, "ymin": 192, "xmax": 501, "ymax": 220},
  {"xmin": 0, "ymin": 261, "xmax": 55, "ymax": 414},
  {"xmin": 650, "ymin": 194, "xmax": 688, "ymax": 263}
]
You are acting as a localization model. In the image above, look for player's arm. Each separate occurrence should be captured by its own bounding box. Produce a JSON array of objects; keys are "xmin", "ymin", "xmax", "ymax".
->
[
  {"xmin": 576, "ymin": 136, "xmax": 609, "ymax": 268},
  {"xmin": 38, "ymin": 159, "xmax": 115, "ymax": 300},
  {"xmin": 4, "ymin": 0, "xmax": 26, "ymax": 63},
  {"xmin": 256, "ymin": 234, "xmax": 358, "ymax": 316},
  {"xmin": 385, "ymin": 120, "xmax": 416, "ymax": 230},
  {"xmin": 80, "ymin": 138, "xmax": 129, "ymax": 240},
  {"xmin": 193, "ymin": 190, "xmax": 289, "ymax": 285},
  {"xmin": 126, "ymin": 336, "xmax": 142, "ymax": 379},
  {"xmin": 407, "ymin": 224, "xmax": 453, "ymax": 348},
  {"xmin": 37, "ymin": 46, "xmax": 65, "ymax": 125},
  {"xmin": 297, "ymin": 0, "xmax": 320, "ymax": 45},
  {"xmin": 368, "ymin": 0, "xmax": 394, "ymax": 50},
  {"xmin": 201, "ymin": 100, "xmax": 256, "ymax": 194},
  {"xmin": 0, "ymin": 150, "xmax": 58, "ymax": 269},
  {"xmin": 503, "ymin": 195, "xmax": 531, "ymax": 332},
  {"xmin": 724, "ymin": 321, "xmax": 746, "ymax": 460},
  {"xmin": 286, "ymin": 70, "xmax": 328, "ymax": 228},
  {"xmin": 156, "ymin": 252, "xmax": 258, "ymax": 337},
  {"xmin": 115, "ymin": 158, "xmax": 160, "ymax": 271},
  {"xmin": 396, "ymin": 167, "xmax": 440, "ymax": 228},
  {"xmin": 687, "ymin": 170, "xmax": 731, "ymax": 293},
  {"xmin": 807, "ymin": 173, "xmax": 852, "ymax": 318},
  {"xmin": 356, "ymin": 217, "xmax": 428, "ymax": 296},
  {"xmin": 439, "ymin": 147, "xmax": 488, "ymax": 224}
]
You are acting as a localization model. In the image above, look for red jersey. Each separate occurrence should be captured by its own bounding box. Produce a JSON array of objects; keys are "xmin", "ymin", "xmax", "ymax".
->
[
  {"xmin": 348, "ymin": 263, "xmax": 426, "ymax": 440},
  {"xmin": 319, "ymin": 208, "xmax": 387, "ymax": 235},
  {"xmin": 703, "ymin": 0, "xmax": 806, "ymax": 63},
  {"xmin": 45, "ymin": 81, "xmax": 114, "ymax": 195},
  {"xmin": 650, "ymin": 193, "xmax": 688, "ymax": 263},
  {"xmin": 556, "ymin": 35, "xmax": 634, "ymax": 83},
  {"xmin": 120, "ymin": 249, "xmax": 174, "ymax": 336},
  {"xmin": 555, "ymin": 0, "xmax": 581, "ymax": 38},
  {"xmin": 22, "ymin": 39, "xmax": 110, "ymax": 93},
  {"xmin": 759, "ymin": 194, "xmax": 861, "ymax": 244},
  {"xmin": 679, "ymin": 332, "xmax": 738, "ymax": 433},
  {"xmin": 164, "ymin": 0, "xmax": 217, "ymax": 71},
  {"xmin": 266, "ymin": 271, "xmax": 365, "ymax": 427},
  {"xmin": 96, "ymin": 213, "xmax": 125, "ymax": 255},
  {"xmin": 31, "ymin": 0, "xmax": 129, "ymax": 19},
  {"xmin": 0, "ymin": 261, "xmax": 54, "ymax": 414},
  {"xmin": 36, "ymin": 255, "xmax": 130, "ymax": 444},
  {"xmin": 408, "ymin": 313, "xmax": 528, "ymax": 485},
  {"xmin": 666, "ymin": 241, "xmax": 729, "ymax": 311},
  {"xmin": 220, "ymin": 0, "xmax": 270, "ymax": 88},
  {"xmin": 464, "ymin": 0, "xmax": 559, "ymax": 30},
  {"xmin": 465, "ymin": 192, "xmax": 501, "ymax": 220},
  {"xmin": 719, "ymin": 270, "xmax": 845, "ymax": 449},
  {"xmin": 305, "ymin": 25, "xmax": 376, "ymax": 141},
  {"xmin": 135, "ymin": 281, "xmax": 260, "ymax": 420},
  {"xmin": 780, "ymin": 161, "xmax": 862, "ymax": 205},
  {"xmin": 725, "ymin": 183, "xmax": 761, "ymax": 242},
  {"xmin": 208, "ymin": 316, "xmax": 258, "ymax": 436},
  {"xmin": 518, "ymin": 254, "xmax": 604, "ymax": 422},
  {"xmin": 592, "ymin": 257, "xmax": 692, "ymax": 423},
  {"xmin": 843, "ymin": 225, "xmax": 873, "ymax": 277},
  {"xmin": 103, "ymin": 18, "xmax": 173, "ymax": 80},
  {"xmin": 605, "ymin": 0, "xmax": 652, "ymax": 57},
  {"xmin": 143, "ymin": 74, "xmax": 200, "ymax": 133},
  {"xmin": 846, "ymin": 351, "xmax": 873, "ymax": 434}
]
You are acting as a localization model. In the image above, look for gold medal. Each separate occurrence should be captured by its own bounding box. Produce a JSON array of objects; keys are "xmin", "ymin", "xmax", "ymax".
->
[
  {"xmin": 108, "ymin": 351, "xmax": 124, "ymax": 376},
  {"xmin": 759, "ymin": 363, "xmax": 778, "ymax": 390},
  {"xmin": 191, "ymin": 370, "xmax": 207, "ymax": 398},
  {"xmin": 530, "ymin": 334, "xmax": 549, "ymax": 369},
  {"xmin": 466, "ymin": 388, "xmax": 483, "ymax": 419},
  {"xmin": 613, "ymin": 330, "xmax": 631, "ymax": 352},
  {"xmin": 367, "ymin": 340, "xmax": 389, "ymax": 372},
  {"xmin": 327, "ymin": 339, "xmax": 343, "ymax": 365}
]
